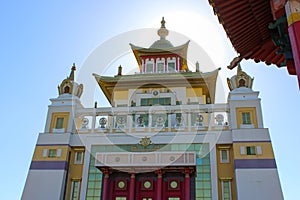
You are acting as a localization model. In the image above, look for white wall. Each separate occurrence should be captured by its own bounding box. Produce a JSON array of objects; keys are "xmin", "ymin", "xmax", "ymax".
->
[
  {"xmin": 22, "ymin": 170, "xmax": 67, "ymax": 200},
  {"xmin": 235, "ymin": 169, "xmax": 283, "ymax": 200}
]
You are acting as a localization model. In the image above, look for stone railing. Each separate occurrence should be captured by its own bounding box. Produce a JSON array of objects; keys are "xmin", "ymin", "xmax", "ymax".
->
[{"xmin": 74, "ymin": 104, "xmax": 230, "ymax": 134}]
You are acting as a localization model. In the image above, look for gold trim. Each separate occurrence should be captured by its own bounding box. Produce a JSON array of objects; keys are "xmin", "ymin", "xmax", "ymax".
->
[
  {"xmin": 219, "ymin": 177, "xmax": 233, "ymax": 181},
  {"xmin": 73, "ymin": 148, "xmax": 85, "ymax": 151},
  {"xmin": 71, "ymin": 178, "xmax": 82, "ymax": 181},
  {"xmin": 287, "ymin": 12, "xmax": 300, "ymax": 26},
  {"xmin": 217, "ymin": 145, "xmax": 231, "ymax": 149}
]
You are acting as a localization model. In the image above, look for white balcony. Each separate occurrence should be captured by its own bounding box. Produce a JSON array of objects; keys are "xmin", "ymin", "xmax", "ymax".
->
[{"xmin": 74, "ymin": 104, "xmax": 230, "ymax": 134}]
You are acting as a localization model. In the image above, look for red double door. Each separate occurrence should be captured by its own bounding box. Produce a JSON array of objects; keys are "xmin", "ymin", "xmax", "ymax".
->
[{"xmin": 107, "ymin": 171, "xmax": 188, "ymax": 200}]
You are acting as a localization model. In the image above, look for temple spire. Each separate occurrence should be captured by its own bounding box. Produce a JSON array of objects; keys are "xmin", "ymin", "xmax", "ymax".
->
[
  {"xmin": 69, "ymin": 63, "xmax": 76, "ymax": 81},
  {"xmin": 157, "ymin": 16, "xmax": 169, "ymax": 40},
  {"xmin": 237, "ymin": 63, "xmax": 242, "ymax": 74},
  {"xmin": 161, "ymin": 17, "xmax": 166, "ymax": 28},
  {"xmin": 227, "ymin": 64, "xmax": 254, "ymax": 91},
  {"xmin": 57, "ymin": 63, "xmax": 83, "ymax": 98}
]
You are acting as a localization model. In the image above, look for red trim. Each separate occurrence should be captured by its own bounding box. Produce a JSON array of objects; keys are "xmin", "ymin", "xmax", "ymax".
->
[
  {"xmin": 288, "ymin": 21, "xmax": 300, "ymax": 88},
  {"xmin": 184, "ymin": 168, "xmax": 190, "ymax": 200},
  {"xmin": 129, "ymin": 173, "xmax": 135, "ymax": 200},
  {"xmin": 102, "ymin": 172, "xmax": 109, "ymax": 200},
  {"xmin": 156, "ymin": 170, "xmax": 162, "ymax": 200}
]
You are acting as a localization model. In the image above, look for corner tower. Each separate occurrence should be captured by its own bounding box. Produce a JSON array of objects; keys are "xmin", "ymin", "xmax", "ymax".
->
[
  {"xmin": 227, "ymin": 66, "xmax": 283, "ymax": 200},
  {"xmin": 22, "ymin": 64, "xmax": 85, "ymax": 200}
]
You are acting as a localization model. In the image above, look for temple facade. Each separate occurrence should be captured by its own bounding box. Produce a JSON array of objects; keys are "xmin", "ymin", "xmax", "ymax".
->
[{"xmin": 22, "ymin": 18, "xmax": 283, "ymax": 200}]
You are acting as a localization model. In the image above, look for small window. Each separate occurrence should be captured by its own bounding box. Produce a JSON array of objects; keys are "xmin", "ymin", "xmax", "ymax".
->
[
  {"xmin": 146, "ymin": 63, "xmax": 154, "ymax": 73},
  {"xmin": 168, "ymin": 62, "xmax": 176, "ymax": 72},
  {"xmin": 222, "ymin": 181, "xmax": 232, "ymax": 200},
  {"xmin": 238, "ymin": 79, "xmax": 246, "ymax": 87},
  {"xmin": 55, "ymin": 118, "xmax": 64, "ymax": 129},
  {"xmin": 220, "ymin": 149, "xmax": 229, "ymax": 163},
  {"xmin": 64, "ymin": 86, "xmax": 70, "ymax": 93},
  {"xmin": 157, "ymin": 62, "xmax": 164, "ymax": 73},
  {"xmin": 48, "ymin": 149, "xmax": 57, "ymax": 157},
  {"xmin": 74, "ymin": 152, "xmax": 83, "ymax": 164},
  {"xmin": 246, "ymin": 146, "xmax": 256, "ymax": 155},
  {"xmin": 116, "ymin": 198, "xmax": 127, "ymax": 200},
  {"xmin": 242, "ymin": 112, "xmax": 251, "ymax": 124},
  {"xmin": 70, "ymin": 181, "xmax": 80, "ymax": 200}
]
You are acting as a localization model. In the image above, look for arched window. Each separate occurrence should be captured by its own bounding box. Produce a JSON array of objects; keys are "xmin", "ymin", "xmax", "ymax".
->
[
  {"xmin": 64, "ymin": 86, "xmax": 70, "ymax": 93},
  {"xmin": 238, "ymin": 79, "xmax": 246, "ymax": 87}
]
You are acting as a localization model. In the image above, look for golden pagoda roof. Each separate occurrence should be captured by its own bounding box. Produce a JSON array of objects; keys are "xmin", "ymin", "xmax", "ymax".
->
[{"xmin": 93, "ymin": 68, "xmax": 220, "ymax": 105}]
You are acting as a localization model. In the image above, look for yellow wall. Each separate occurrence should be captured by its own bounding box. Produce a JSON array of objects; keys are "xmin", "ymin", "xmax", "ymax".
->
[
  {"xmin": 33, "ymin": 145, "xmax": 85, "ymax": 199},
  {"xmin": 233, "ymin": 142, "xmax": 275, "ymax": 159},
  {"xmin": 236, "ymin": 107, "xmax": 257, "ymax": 128},
  {"xmin": 186, "ymin": 88, "xmax": 203, "ymax": 98},
  {"xmin": 113, "ymin": 90, "xmax": 128, "ymax": 101},
  {"xmin": 50, "ymin": 112, "xmax": 70, "ymax": 133},
  {"xmin": 216, "ymin": 144, "xmax": 236, "ymax": 200},
  {"xmin": 65, "ymin": 147, "xmax": 85, "ymax": 200},
  {"xmin": 32, "ymin": 145, "xmax": 69, "ymax": 161}
]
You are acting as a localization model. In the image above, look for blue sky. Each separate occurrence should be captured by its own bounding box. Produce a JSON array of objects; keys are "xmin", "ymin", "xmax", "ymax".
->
[{"xmin": 0, "ymin": 1, "xmax": 299, "ymax": 199}]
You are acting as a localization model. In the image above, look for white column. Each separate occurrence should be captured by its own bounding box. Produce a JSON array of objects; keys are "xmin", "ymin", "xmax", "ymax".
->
[
  {"xmin": 128, "ymin": 114, "xmax": 133, "ymax": 133},
  {"xmin": 148, "ymin": 114, "xmax": 152, "ymax": 132},
  {"xmin": 91, "ymin": 112, "xmax": 96, "ymax": 133},
  {"xmin": 188, "ymin": 112, "xmax": 192, "ymax": 132},
  {"xmin": 207, "ymin": 111, "xmax": 212, "ymax": 130},
  {"xmin": 110, "ymin": 116, "xmax": 114, "ymax": 133},
  {"xmin": 210, "ymin": 145, "xmax": 218, "ymax": 200},
  {"xmin": 79, "ymin": 145, "xmax": 91, "ymax": 200},
  {"xmin": 142, "ymin": 59, "xmax": 145, "ymax": 73},
  {"xmin": 168, "ymin": 113, "xmax": 172, "ymax": 131}
]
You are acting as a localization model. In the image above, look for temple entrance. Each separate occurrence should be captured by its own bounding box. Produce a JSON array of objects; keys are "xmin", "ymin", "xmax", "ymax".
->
[{"xmin": 101, "ymin": 167, "xmax": 195, "ymax": 200}]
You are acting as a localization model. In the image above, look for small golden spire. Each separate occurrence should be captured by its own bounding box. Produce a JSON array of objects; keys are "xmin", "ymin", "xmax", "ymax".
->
[
  {"xmin": 158, "ymin": 17, "xmax": 169, "ymax": 39},
  {"xmin": 161, "ymin": 17, "xmax": 166, "ymax": 28},
  {"xmin": 69, "ymin": 63, "xmax": 76, "ymax": 81},
  {"xmin": 237, "ymin": 63, "xmax": 242, "ymax": 74}
]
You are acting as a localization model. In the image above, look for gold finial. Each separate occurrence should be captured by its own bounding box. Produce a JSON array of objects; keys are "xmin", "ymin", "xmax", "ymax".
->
[
  {"xmin": 118, "ymin": 65, "xmax": 122, "ymax": 76},
  {"xmin": 237, "ymin": 63, "xmax": 242, "ymax": 74},
  {"xmin": 196, "ymin": 61, "xmax": 200, "ymax": 72},
  {"xmin": 161, "ymin": 17, "xmax": 166, "ymax": 28},
  {"xmin": 158, "ymin": 17, "xmax": 168, "ymax": 39},
  {"xmin": 69, "ymin": 63, "xmax": 76, "ymax": 81}
]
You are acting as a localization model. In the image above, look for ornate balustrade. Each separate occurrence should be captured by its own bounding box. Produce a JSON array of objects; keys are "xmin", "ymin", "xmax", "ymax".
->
[{"xmin": 73, "ymin": 104, "xmax": 230, "ymax": 134}]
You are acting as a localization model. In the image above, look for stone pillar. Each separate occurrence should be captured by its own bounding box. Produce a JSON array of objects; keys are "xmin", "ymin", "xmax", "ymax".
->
[
  {"xmin": 129, "ymin": 173, "xmax": 135, "ymax": 200},
  {"xmin": 188, "ymin": 112, "xmax": 192, "ymax": 132},
  {"xmin": 156, "ymin": 170, "xmax": 162, "ymax": 200},
  {"xmin": 109, "ymin": 115, "xmax": 114, "ymax": 133},
  {"xmin": 91, "ymin": 111, "xmax": 96, "ymax": 133},
  {"xmin": 148, "ymin": 114, "xmax": 152, "ymax": 132},
  {"xmin": 128, "ymin": 114, "xmax": 133, "ymax": 133},
  {"xmin": 184, "ymin": 168, "xmax": 190, "ymax": 200},
  {"xmin": 102, "ymin": 169, "xmax": 109, "ymax": 200},
  {"xmin": 168, "ymin": 113, "xmax": 172, "ymax": 132}
]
